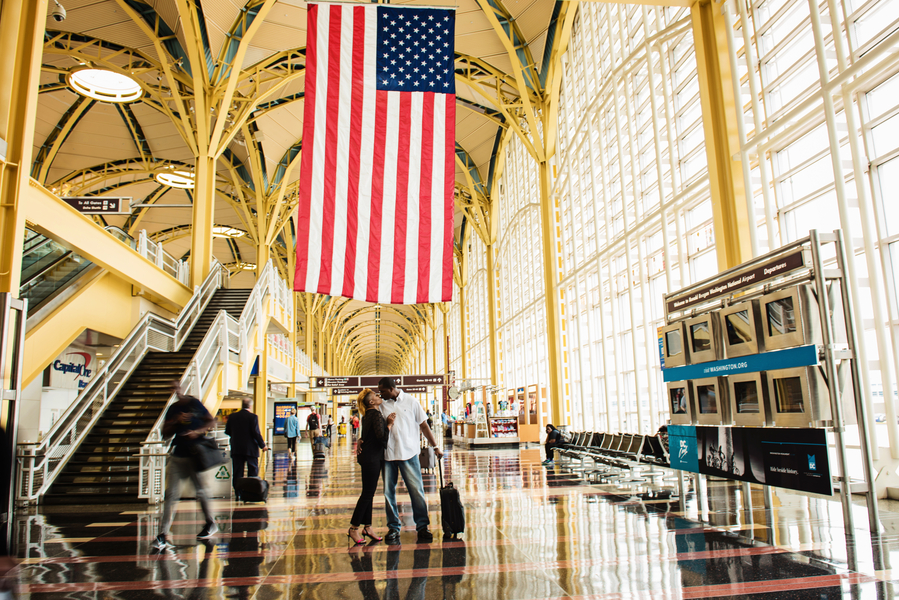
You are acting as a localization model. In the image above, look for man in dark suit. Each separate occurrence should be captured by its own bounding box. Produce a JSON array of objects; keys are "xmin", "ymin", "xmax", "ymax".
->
[{"xmin": 225, "ymin": 397, "xmax": 267, "ymax": 498}]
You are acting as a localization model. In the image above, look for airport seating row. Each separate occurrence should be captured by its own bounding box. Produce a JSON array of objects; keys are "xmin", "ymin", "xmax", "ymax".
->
[{"xmin": 553, "ymin": 431, "xmax": 672, "ymax": 484}]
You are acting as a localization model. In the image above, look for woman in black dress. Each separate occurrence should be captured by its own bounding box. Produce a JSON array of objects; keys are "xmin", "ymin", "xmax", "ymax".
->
[{"xmin": 348, "ymin": 388, "xmax": 395, "ymax": 545}]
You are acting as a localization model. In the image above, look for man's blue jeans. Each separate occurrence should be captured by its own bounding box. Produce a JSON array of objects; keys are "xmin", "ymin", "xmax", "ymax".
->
[{"xmin": 383, "ymin": 454, "xmax": 430, "ymax": 533}]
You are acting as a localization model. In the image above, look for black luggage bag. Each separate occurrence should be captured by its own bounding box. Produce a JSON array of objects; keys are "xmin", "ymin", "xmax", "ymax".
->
[
  {"xmin": 313, "ymin": 436, "xmax": 328, "ymax": 458},
  {"xmin": 234, "ymin": 476, "xmax": 269, "ymax": 502},
  {"xmin": 437, "ymin": 459, "xmax": 465, "ymax": 538}
]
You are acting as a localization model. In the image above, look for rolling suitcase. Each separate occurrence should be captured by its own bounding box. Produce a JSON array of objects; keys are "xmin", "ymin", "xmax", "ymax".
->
[
  {"xmin": 234, "ymin": 476, "xmax": 269, "ymax": 502},
  {"xmin": 419, "ymin": 445, "xmax": 435, "ymax": 471},
  {"xmin": 437, "ymin": 459, "xmax": 465, "ymax": 538},
  {"xmin": 313, "ymin": 436, "xmax": 327, "ymax": 459}
]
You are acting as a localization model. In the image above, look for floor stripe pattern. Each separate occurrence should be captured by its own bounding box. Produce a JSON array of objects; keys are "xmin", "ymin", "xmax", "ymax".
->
[{"xmin": 11, "ymin": 435, "xmax": 899, "ymax": 599}]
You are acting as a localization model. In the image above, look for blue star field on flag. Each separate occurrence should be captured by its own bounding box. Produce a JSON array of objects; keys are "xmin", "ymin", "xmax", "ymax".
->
[{"xmin": 376, "ymin": 6, "xmax": 455, "ymax": 93}]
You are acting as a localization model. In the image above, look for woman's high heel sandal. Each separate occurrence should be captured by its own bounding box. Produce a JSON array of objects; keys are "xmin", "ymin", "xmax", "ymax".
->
[
  {"xmin": 347, "ymin": 526, "xmax": 365, "ymax": 546},
  {"xmin": 361, "ymin": 527, "xmax": 382, "ymax": 542}
]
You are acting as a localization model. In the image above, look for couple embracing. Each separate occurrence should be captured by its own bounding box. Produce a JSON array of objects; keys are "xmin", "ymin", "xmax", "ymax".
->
[{"xmin": 348, "ymin": 378, "xmax": 444, "ymax": 545}]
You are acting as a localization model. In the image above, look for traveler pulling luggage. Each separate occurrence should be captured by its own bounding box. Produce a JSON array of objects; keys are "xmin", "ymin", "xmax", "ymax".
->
[
  {"xmin": 234, "ymin": 476, "xmax": 269, "ymax": 502},
  {"xmin": 437, "ymin": 458, "xmax": 465, "ymax": 539}
]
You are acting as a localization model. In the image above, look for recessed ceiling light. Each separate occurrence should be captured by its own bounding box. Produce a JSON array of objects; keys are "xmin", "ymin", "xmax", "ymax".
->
[
  {"xmin": 68, "ymin": 68, "xmax": 142, "ymax": 103},
  {"xmin": 155, "ymin": 169, "xmax": 195, "ymax": 189},
  {"xmin": 212, "ymin": 226, "xmax": 247, "ymax": 239}
]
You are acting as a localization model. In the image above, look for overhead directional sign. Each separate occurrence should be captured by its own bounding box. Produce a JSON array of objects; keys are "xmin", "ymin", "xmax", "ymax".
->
[
  {"xmin": 665, "ymin": 250, "xmax": 806, "ymax": 314},
  {"xmin": 331, "ymin": 385, "xmax": 430, "ymax": 396},
  {"xmin": 62, "ymin": 196, "xmax": 131, "ymax": 215},
  {"xmin": 312, "ymin": 375, "xmax": 446, "ymax": 389}
]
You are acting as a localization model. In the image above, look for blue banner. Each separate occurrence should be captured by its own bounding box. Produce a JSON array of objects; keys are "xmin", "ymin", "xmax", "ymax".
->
[
  {"xmin": 662, "ymin": 344, "xmax": 817, "ymax": 382},
  {"xmin": 669, "ymin": 425, "xmax": 699, "ymax": 472}
]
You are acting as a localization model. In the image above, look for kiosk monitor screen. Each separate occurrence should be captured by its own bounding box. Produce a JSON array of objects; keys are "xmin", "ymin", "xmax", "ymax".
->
[
  {"xmin": 697, "ymin": 384, "xmax": 718, "ymax": 414},
  {"xmin": 766, "ymin": 296, "xmax": 797, "ymax": 338},
  {"xmin": 773, "ymin": 375, "xmax": 805, "ymax": 413},
  {"xmin": 666, "ymin": 330, "xmax": 683, "ymax": 358},
  {"xmin": 725, "ymin": 309, "xmax": 753, "ymax": 346},
  {"xmin": 690, "ymin": 320, "xmax": 712, "ymax": 354},
  {"xmin": 734, "ymin": 380, "xmax": 760, "ymax": 414},
  {"xmin": 669, "ymin": 385, "xmax": 688, "ymax": 414}
]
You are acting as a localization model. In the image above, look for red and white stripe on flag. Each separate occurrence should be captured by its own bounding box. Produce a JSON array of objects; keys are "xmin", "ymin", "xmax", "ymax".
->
[{"xmin": 294, "ymin": 2, "xmax": 456, "ymax": 304}]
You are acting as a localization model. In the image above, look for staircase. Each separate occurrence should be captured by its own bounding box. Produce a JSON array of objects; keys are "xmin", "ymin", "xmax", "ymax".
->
[{"xmin": 42, "ymin": 289, "xmax": 252, "ymax": 504}]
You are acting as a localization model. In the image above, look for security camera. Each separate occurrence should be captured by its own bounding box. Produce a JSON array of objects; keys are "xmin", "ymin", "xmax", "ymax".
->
[{"xmin": 50, "ymin": 0, "xmax": 66, "ymax": 21}]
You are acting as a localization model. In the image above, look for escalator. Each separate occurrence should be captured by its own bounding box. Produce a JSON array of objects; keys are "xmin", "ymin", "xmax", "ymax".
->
[
  {"xmin": 42, "ymin": 288, "xmax": 252, "ymax": 504},
  {"xmin": 20, "ymin": 229, "xmax": 95, "ymax": 313}
]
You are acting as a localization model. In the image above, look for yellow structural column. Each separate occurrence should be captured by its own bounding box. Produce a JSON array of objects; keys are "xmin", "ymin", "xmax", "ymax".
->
[
  {"xmin": 190, "ymin": 154, "xmax": 216, "ymax": 287},
  {"xmin": 485, "ymin": 243, "xmax": 500, "ymax": 412},
  {"xmin": 692, "ymin": 0, "xmax": 753, "ymax": 270},
  {"xmin": 254, "ymin": 336, "xmax": 269, "ymax": 432},
  {"xmin": 0, "ymin": 0, "xmax": 46, "ymax": 294},
  {"xmin": 537, "ymin": 159, "xmax": 566, "ymax": 426}
]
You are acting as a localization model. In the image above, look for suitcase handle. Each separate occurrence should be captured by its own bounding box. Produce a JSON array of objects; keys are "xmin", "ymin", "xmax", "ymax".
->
[{"xmin": 438, "ymin": 456, "xmax": 451, "ymax": 489}]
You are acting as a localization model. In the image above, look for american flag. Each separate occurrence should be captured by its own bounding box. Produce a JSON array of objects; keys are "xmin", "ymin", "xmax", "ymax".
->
[{"xmin": 294, "ymin": 2, "xmax": 456, "ymax": 304}]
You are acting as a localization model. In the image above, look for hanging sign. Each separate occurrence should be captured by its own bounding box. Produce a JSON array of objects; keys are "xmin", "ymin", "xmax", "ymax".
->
[
  {"xmin": 662, "ymin": 344, "xmax": 818, "ymax": 381},
  {"xmin": 312, "ymin": 375, "xmax": 443, "ymax": 388},
  {"xmin": 62, "ymin": 196, "xmax": 131, "ymax": 215},
  {"xmin": 666, "ymin": 250, "xmax": 806, "ymax": 314}
]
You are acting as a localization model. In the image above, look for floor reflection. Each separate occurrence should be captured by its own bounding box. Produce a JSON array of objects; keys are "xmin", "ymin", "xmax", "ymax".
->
[{"xmin": 10, "ymin": 440, "xmax": 898, "ymax": 599}]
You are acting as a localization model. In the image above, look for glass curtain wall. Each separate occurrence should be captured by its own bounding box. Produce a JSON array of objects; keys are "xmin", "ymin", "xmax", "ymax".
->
[
  {"xmin": 465, "ymin": 231, "xmax": 491, "ymax": 394},
  {"xmin": 555, "ymin": 3, "xmax": 716, "ymax": 433},
  {"xmin": 723, "ymin": 0, "xmax": 899, "ymax": 449},
  {"xmin": 495, "ymin": 136, "xmax": 551, "ymax": 422}
]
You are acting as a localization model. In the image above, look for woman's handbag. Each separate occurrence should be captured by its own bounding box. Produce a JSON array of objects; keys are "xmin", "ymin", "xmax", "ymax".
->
[{"xmin": 191, "ymin": 435, "xmax": 226, "ymax": 472}]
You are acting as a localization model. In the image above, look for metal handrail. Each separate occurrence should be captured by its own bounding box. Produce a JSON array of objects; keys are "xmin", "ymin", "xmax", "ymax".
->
[{"xmin": 14, "ymin": 261, "xmax": 224, "ymax": 504}]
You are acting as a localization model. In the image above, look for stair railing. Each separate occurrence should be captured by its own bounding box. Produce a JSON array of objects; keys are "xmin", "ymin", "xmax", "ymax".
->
[
  {"xmin": 138, "ymin": 259, "xmax": 289, "ymax": 502},
  {"xmin": 15, "ymin": 262, "xmax": 225, "ymax": 504},
  {"xmin": 136, "ymin": 230, "xmax": 190, "ymax": 286}
]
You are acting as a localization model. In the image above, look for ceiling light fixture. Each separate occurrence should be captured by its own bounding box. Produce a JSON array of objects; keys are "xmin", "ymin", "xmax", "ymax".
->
[
  {"xmin": 68, "ymin": 68, "xmax": 142, "ymax": 103},
  {"xmin": 155, "ymin": 169, "xmax": 195, "ymax": 189},
  {"xmin": 212, "ymin": 226, "xmax": 247, "ymax": 239}
]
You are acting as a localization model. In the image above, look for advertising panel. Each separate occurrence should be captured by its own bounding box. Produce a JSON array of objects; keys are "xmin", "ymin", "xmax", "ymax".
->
[
  {"xmin": 670, "ymin": 425, "xmax": 832, "ymax": 495},
  {"xmin": 668, "ymin": 425, "xmax": 699, "ymax": 473},
  {"xmin": 273, "ymin": 402, "xmax": 297, "ymax": 435}
]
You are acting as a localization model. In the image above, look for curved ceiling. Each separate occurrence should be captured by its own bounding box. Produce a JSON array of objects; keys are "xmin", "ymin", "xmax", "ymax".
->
[{"xmin": 33, "ymin": 0, "xmax": 571, "ymax": 375}]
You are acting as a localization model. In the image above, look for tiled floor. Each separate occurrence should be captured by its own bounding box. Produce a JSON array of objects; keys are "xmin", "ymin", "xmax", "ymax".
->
[{"xmin": 11, "ymin": 434, "xmax": 899, "ymax": 599}]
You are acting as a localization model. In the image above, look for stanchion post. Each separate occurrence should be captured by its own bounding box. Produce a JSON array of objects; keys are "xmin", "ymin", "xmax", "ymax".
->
[
  {"xmin": 833, "ymin": 229, "xmax": 880, "ymax": 532},
  {"xmin": 809, "ymin": 230, "xmax": 857, "ymax": 545}
]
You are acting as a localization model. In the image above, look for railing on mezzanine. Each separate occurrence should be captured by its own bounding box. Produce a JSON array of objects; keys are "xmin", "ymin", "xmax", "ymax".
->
[{"xmin": 15, "ymin": 262, "xmax": 225, "ymax": 504}]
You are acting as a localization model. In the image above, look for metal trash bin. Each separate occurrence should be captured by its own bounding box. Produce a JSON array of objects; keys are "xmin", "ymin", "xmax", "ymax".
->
[{"xmin": 181, "ymin": 440, "xmax": 232, "ymax": 499}]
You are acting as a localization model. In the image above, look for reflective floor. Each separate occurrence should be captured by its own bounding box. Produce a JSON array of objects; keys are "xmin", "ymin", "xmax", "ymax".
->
[{"xmin": 11, "ymin": 434, "xmax": 899, "ymax": 599}]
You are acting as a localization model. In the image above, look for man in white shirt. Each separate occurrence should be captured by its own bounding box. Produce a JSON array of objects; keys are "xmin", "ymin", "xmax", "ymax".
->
[{"xmin": 377, "ymin": 377, "xmax": 443, "ymax": 544}]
